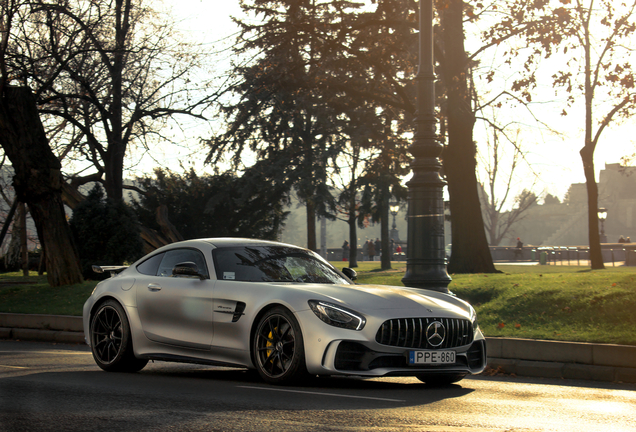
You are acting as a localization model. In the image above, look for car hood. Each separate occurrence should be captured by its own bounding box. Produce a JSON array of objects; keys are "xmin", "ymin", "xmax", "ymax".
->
[{"xmin": 291, "ymin": 283, "xmax": 471, "ymax": 318}]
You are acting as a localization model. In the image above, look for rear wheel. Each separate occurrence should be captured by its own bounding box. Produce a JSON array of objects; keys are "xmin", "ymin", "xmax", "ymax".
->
[
  {"xmin": 416, "ymin": 373, "xmax": 466, "ymax": 386},
  {"xmin": 253, "ymin": 307, "xmax": 308, "ymax": 385},
  {"xmin": 90, "ymin": 299, "xmax": 148, "ymax": 372}
]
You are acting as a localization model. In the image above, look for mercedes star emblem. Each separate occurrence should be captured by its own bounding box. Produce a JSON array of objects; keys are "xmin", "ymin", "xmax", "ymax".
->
[{"xmin": 426, "ymin": 321, "xmax": 446, "ymax": 347}]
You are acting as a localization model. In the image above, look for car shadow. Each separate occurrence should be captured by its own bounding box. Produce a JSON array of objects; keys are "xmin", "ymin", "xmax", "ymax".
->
[
  {"xmin": 2, "ymin": 367, "xmax": 474, "ymax": 432},
  {"xmin": 131, "ymin": 363, "xmax": 475, "ymax": 406}
]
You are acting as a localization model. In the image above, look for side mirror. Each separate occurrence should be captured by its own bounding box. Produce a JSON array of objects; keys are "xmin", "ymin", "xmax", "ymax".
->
[
  {"xmin": 342, "ymin": 267, "xmax": 357, "ymax": 281},
  {"xmin": 172, "ymin": 262, "xmax": 206, "ymax": 280}
]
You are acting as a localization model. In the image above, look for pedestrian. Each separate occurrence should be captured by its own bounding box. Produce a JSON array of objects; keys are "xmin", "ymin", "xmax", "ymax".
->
[
  {"xmin": 515, "ymin": 238, "xmax": 523, "ymax": 260},
  {"xmin": 396, "ymin": 244, "xmax": 402, "ymax": 261},
  {"xmin": 374, "ymin": 238, "xmax": 381, "ymax": 260},
  {"xmin": 361, "ymin": 240, "xmax": 368, "ymax": 261},
  {"xmin": 368, "ymin": 240, "xmax": 375, "ymax": 261},
  {"xmin": 342, "ymin": 240, "xmax": 349, "ymax": 261}
]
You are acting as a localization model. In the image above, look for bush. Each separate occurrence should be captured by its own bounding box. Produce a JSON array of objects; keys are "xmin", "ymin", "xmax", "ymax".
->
[
  {"xmin": 70, "ymin": 184, "xmax": 143, "ymax": 279},
  {"xmin": 131, "ymin": 167, "xmax": 289, "ymax": 240}
]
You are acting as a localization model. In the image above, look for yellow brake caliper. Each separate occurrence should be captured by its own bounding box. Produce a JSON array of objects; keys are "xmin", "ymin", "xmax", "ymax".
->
[{"xmin": 266, "ymin": 328, "xmax": 276, "ymax": 363}]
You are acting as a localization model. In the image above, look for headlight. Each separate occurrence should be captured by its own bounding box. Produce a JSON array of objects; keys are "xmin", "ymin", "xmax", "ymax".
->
[
  {"xmin": 308, "ymin": 300, "xmax": 366, "ymax": 331},
  {"xmin": 470, "ymin": 306, "xmax": 479, "ymax": 331}
]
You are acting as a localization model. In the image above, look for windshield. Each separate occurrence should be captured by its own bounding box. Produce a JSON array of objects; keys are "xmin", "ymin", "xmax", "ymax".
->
[{"xmin": 212, "ymin": 246, "xmax": 351, "ymax": 284}]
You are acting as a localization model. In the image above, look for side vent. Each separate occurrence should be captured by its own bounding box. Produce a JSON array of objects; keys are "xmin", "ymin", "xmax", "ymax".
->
[{"xmin": 232, "ymin": 302, "xmax": 246, "ymax": 322}]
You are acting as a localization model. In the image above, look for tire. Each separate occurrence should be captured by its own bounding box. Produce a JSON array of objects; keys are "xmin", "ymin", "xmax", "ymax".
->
[
  {"xmin": 253, "ymin": 306, "xmax": 308, "ymax": 385},
  {"xmin": 416, "ymin": 373, "xmax": 466, "ymax": 386},
  {"xmin": 90, "ymin": 299, "xmax": 148, "ymax": 373}
]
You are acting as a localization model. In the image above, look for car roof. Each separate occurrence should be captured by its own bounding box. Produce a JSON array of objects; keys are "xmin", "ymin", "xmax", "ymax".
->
[{"xmin": 156, "ymin": 238, "xmax": 307, "ymax": 251}]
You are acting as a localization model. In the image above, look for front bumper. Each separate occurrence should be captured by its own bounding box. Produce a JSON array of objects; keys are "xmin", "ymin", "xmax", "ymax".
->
[
  {"xmin": 297, "ymin": 310, "xmax": 487, "ymax": 377},
  {"xmin": 329, "ymin": 339, "xmax": 487, "ymax": 376}
]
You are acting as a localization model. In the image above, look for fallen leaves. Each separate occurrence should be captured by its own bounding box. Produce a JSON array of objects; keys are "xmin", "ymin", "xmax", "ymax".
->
[{"xmin": 482, "ymin": 366, "xmax": 516, "ymax": 377}]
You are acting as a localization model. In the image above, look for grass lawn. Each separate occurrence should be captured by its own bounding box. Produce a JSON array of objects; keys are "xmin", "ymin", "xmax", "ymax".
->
[
  {"xmin": 338, "ymin": 262, "xmax": 636, "ymax": 346},
  {"xmin": 1, "ymin": 262, "xmax": 635, "ymax": 345},
  {"xmin": 0, "ymin": 273, "xmax": 96, "ymax": 316}
]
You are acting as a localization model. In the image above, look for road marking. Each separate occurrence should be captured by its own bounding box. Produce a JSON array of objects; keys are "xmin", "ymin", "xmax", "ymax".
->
[
  {"xmin": 0, "ymin": 351, "xmax": 91, "ymax": 355},
  {"xmin": 237, "ymin": 385, "xmax": 405, "ymax": 402},
  {"xmin": 0, "ymin": 364, "xmax": 28, "ymax": 369}
]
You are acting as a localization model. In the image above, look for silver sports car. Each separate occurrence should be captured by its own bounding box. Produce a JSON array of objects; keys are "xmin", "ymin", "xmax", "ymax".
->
[{"xmin": 83, "ymin": 238, "xmax": 486, "ymax": 385}]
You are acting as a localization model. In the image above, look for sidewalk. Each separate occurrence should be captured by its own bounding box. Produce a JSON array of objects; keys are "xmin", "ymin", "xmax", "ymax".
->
[{"xmin": 1, "ymin": 312, "xmax": 635, "ymax": 383}]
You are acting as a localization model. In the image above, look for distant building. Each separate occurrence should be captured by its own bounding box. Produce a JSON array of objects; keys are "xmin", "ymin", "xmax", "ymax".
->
[{"xmin": 509, "ymin": 163, "xmax": 636, "ymax": 246}]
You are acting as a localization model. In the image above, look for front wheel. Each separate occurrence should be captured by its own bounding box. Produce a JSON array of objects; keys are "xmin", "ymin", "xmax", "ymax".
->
[
  {"xmin": 253, "ymin": 307, "xmax": 308, "ymax": 385},
  {"xmin": 90, "ymin": 299, "xmax": 148, "ymax": 373}
]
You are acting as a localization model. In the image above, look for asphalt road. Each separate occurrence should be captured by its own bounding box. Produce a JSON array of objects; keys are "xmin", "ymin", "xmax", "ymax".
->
[{"xmin": 1, "ymin": 341, "xmax": 635, "ymax": 432}]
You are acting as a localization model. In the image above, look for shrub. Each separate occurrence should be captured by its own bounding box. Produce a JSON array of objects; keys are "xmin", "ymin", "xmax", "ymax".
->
[{"xmin": 70, "ymin": 184, "xmax": 143, "ymax": 279}]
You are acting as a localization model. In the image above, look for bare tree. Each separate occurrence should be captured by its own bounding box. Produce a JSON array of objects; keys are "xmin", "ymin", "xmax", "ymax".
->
[
  {"xmin": 8, "ymin": 0, "xmax": 220, "ymax": 200},
  {"xmin": 0, "ymin": 1, "xmax": 84, "ymax": 286},
  {"xmin": 486, "ymin": 0, "xmax": 636, "ymax": 269},
  {"xmin": 478, "ymin": 122, "xmax": 538, "ymax": 246}
]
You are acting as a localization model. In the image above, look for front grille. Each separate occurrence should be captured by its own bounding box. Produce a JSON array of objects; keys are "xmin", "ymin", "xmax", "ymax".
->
[{"xmin": 375, "ymin": 317, "xmax": 473, "ymax": 349}]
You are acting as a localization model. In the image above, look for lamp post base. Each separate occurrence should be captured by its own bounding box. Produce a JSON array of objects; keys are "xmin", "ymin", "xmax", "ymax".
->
[{"xmin": 402, "ymin": 261, "xmax": 451, "ymax": 292}]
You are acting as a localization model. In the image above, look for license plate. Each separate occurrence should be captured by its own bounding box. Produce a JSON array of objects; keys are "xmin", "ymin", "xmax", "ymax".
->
[{"xmin": 408, "ymin": 350, "xmax": 456, "ymax": 365}]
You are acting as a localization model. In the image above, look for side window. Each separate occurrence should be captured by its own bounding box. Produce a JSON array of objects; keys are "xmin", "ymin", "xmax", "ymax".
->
[
  {"xmin": 156, "ymin": 249, "xmax": 209, "ymax": 278},
  {"xmin": 136, "ymin": 253, "xmax": 165, "ymax": 276}
]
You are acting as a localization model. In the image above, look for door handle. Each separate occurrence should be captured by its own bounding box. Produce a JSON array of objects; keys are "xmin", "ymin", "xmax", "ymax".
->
[{"xmin": 147, "ymin": 283, "xmax": 162, "ymax": 291}]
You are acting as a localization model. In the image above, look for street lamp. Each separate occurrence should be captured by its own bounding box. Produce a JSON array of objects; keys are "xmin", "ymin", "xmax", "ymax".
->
[
  {"xmin": 389, "ymin": 201, "xmax": 400, "ymax": 242},
  {"xmin": 401, "ymin": 0, "xmax": 451, "ymax": 293},
  {"xmin": 597, "ymin": 208, "xmax": 607, "ymax": 243}
]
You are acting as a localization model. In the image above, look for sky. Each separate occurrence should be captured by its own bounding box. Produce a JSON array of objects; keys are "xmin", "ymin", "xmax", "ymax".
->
[{"xmin": 151, "ymin": 0, "xmax": 636, "ymax": 206}]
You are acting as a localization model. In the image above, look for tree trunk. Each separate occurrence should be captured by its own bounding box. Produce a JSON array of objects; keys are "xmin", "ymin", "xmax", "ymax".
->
[
  {"xmin": 439, "ymin": 0, "xmax": 497, "ymax": 274},
  {"xmin": 348, "ymin": 217, "xmax": 358, "ymax": 268},
  {"xmin": 104, "ymin": 148, "xmax": 125, "ymax": 201},
  {"xmin": 19, "ymin": 202, "xmax": 28, "ymax": 276},
  {"xmin": 581, "ymin": 13, "xmax": 604, "ymax": 270},
  {"xmin": 0, "ymin": 86, "xmax": 83, "ymax": 286},
  {"xmin": 156, "ymin": 205, "xmax": 184, "ymax": 243},
  {"xmin": 380, "ymin": 191, "xmax": 391, "ymax": 270},
  {"xmin": 347, "ymin": 179, "xmax": 358, "ymax": 268},
  {"xmin": 38, "ymin": 242, "xmax": 46, "ymax": 276},
  {"xmin": 306, "ymin": 199, "xmax": 317, "ymax": 251},
  {"xmin": 0, "ymin": 200, "xmax": 18, "ymax": 250},
  {"xmin": 104, "ymin": 0, "xmax": 129, "ymax": 202},
  {"xmin": 5, "ymin": 205, "xmax": 22, "ymax": 271},
  {"xmin": 581, "ymin": 147, "xmax": 604, "ymax": 269}
]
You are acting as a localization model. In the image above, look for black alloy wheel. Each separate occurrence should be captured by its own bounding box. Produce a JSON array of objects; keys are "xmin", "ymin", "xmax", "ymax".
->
[
  {"xmin": 90, "ymin": 299, "xmax": 147, "ymax": 372},
  {"xmin": 253, "ymin": 307, "xmax": 307, "ymax": 384}
]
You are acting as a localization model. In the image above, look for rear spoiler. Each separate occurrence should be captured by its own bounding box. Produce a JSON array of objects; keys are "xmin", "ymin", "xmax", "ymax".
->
[{"xmin": 92, "ymin": 265, "xmax": 129, "ymax": 277}]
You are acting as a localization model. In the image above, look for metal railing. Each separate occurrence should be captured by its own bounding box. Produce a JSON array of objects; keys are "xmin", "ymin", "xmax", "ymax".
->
[{"xmin": 490, "ymin": 245, "xmax": 636, "ymax": 266}]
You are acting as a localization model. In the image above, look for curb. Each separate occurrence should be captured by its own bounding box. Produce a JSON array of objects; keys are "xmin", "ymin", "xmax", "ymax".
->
[
  {"xmin": 1, "ymin": 313, "xmax": 634, "ymax": 383},
  {"xmin": 484, "ymin": 336, "xmax": 636, "ymax": 383},
  {"xmin": 0, "ymin": 313, "xmax": 85, "ymax": 344}
]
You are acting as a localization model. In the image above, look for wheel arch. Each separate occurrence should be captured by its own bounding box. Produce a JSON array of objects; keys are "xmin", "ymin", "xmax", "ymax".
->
[
  {"xmin": 89, "ymin": 295, "xmax": 126, "ymax": 323},
  {"xmin": 88, "ymin": 295, "xmax": 136, "ymax": 345},
  {"xmin": 248, "ymin": 302, "xmax": 293, "ymax": 367}
]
